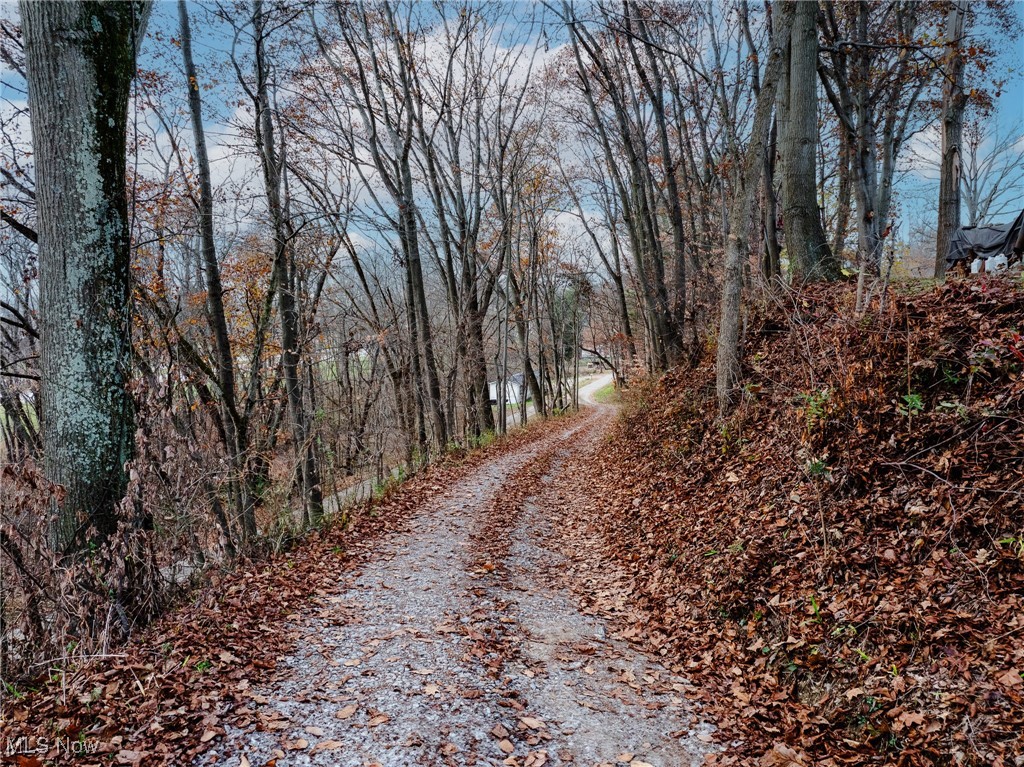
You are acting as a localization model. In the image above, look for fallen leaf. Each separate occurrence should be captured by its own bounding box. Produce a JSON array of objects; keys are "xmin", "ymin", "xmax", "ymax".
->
[
  {"xmin": 997, "ymin": 668, "xmax": 1022, "ymax": 687},
  {"xmin": 311, "ymin": 740, "xmax": 344, "ymax": 752},
  {"xmin": 897, "ymin": 711, "xmax": 925, "ymax": 728},
  {"xmin": 760, "ymin": 743, "xmax": 808, "ymax": 766}
]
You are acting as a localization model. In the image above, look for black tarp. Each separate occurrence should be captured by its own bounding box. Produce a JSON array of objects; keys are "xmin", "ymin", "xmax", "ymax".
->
[{"xmin": 946, "ymin": 209, "xmax": 1024, "ymax": 266}]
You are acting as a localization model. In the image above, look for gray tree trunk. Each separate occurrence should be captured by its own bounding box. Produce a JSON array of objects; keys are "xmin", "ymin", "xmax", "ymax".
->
[
  {"xmin": 716, "ymin": 2, "xmax": 794, "ymax": 414},
  {"xmin": 253, "ymin": 0, "xmax": 323, "ymax": 525},
  {"xmin": 934, "ymin": 0, "xmax": 968, "ymax": 278},
  {"xmin": 21, "ymin": 0, "xmax": 151, "ymax": 552},
  {"xmin": 178, "ymin": 0, "xmax": 247, "ymax": 549},
  {"xmin": 761, "ymin": 118, "xmax": 782, "ymax": 281},
  {"xmin": 564, "ymin": 4, "xmax": 682, "ymax": 370},
  {"xmin": 778, "ymin": 0, "xmax": 838, "ymax": 282},
  {"xmin": 831, "ymin": 128, "xmax": 853, "ymax": 260}
]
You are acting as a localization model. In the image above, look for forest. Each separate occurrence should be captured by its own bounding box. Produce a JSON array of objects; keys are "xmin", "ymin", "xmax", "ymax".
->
[{"xmin": 0, "ymin": 1, "xmax": 1022, "ymax": 766}]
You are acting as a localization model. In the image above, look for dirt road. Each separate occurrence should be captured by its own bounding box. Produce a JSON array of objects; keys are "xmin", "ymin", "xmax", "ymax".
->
[{"xmin": 203, "ymin": 389, "xmax": 713, "ymax": 767}]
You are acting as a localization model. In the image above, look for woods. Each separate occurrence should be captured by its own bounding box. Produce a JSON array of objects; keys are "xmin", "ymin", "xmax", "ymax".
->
[{"xmin": 1, "ymin": 1, "xmax": 1022, "ymax": 763}]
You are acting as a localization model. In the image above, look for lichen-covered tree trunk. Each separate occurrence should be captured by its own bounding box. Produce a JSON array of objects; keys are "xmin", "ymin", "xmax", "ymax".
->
[
  {"xmin": 20, "ymin": 0, "xmax": 151, "ymax": 552},
  {"xmin": 778, "ymin": 0, "xmax": 838, "ymax": 282}
]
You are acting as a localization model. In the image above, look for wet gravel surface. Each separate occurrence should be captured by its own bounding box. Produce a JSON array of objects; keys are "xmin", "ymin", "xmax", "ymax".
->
[{"xmin": 202, "ymin": 392, "xmax": 714, "ymax": 767}]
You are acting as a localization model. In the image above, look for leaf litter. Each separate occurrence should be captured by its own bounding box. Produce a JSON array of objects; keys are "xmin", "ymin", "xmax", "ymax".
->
[{"xmin": 552, "ymin": 277, "xmax": 1024, "ymax": 767}]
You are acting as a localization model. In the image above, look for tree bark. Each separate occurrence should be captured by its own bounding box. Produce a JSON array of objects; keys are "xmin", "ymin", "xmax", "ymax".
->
[
  {"xmin": 761, "ymin": 118, "xmax": 782, "ymax": 282},
  {"xmin": 178, "ymin": 0, "xmax": 251, "ymax": 545},
  {"xmin": 934, "ymin": 0, "xmax": 968, "ymax": 278},
  {"xmin": 779, "ymin": 0, "xmax": 838, "ymax": 282},
  {"xmin": 831, "ymin": 128, "xmax": 853, "ymax": 260},
  {"xmin": 716, "ymin": 2, "xmax": 794, "ymax": 414},
  {"xmin": 21, "ymin": 0, "xmax": 151, "ymax": 552}
]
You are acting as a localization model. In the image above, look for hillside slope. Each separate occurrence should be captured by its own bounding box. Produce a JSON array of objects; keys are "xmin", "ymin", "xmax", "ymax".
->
[{"xmin": 563, "ymin": 277, "xmax": 1024, "ymax": 766}]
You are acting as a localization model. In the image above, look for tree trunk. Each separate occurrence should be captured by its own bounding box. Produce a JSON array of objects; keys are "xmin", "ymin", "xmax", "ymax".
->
[
  {"xmin": 21, "ymin": 0, "xmax": 151, "ymax": 552},
  {"xmin": 831, "ymin": 128, "xmax": 853, "ymax": 261},
  {"xmin": 253, "ymin": 0, "xmax": 322, "ymax": 525},
  {"xmin": 934, "ymin": 0, "xmax": 968, "ymax": 278},
  {"xmin": 510, "ymin": 273, "xmax": 544, "ymax": 418},
  {"xmin": 716, "ymin": 2, "xmax": 794, "ymax": 414},
  {"xmin": 761, "ymin": 118, "xmax": 782, "ymax": 281},
  {"xmin": 400, "ymin": 199, "xmax": 448, "ymax": 449},
  {"xmin": 779, "ymin": 0, "xmax": 837, "ymax": 282},
  {"xmin": 178, "ymin": 0, "xmax": 251, "ymax": 546},
  {"xmin": 466, "ymin": 301, "xmax": 494, "ymax": 436}
]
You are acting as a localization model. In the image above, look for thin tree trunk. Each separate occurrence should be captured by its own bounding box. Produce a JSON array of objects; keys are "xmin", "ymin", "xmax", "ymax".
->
[
  {"xmin": 762, "ymin": 118, "xmax": 782, "ymax": 281},
  {"xmin": 935, "ymin": 0, "xmax": 968, "ymax": 278},
  {"xmin": 178, "ymin": 0, "xmax": 250, "ymax": 546},
  {"xmin": 716, "ymin": 2, "xmax": 794, "ymax": 414},
  {"xmin": 831, "ymin": 129, "xmax": 853, "ymax": 261},
  {"xmin": 253, "ymin": 0, "xmax": 322, "ymax": 524}
]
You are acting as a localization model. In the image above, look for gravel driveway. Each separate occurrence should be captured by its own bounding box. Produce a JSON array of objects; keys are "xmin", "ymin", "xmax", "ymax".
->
[{"xmin": 201, "ymin": 393, "xmax": 714, "ymax": 767}]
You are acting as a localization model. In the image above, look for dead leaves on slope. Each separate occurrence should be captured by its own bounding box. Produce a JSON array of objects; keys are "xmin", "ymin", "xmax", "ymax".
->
[{"xmin": 556, "ymin": 278, "xmax": 1024, "ymax": 767}]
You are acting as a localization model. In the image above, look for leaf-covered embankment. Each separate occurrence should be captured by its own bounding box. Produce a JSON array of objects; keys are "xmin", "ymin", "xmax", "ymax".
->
[{"xmin": 569, "ymin": 277, "xmax": 1024, "ymax": 766}]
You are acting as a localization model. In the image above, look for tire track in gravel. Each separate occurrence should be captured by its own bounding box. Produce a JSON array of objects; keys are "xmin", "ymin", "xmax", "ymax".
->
[{"xmin": 202, "ymin": 398, "xmax": 714, "ymax": 767}]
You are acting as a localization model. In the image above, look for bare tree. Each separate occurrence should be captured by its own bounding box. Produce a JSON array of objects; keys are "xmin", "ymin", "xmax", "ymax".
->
[
  {"xmin": 314, "ymin": 1, "xmax": 448, "ymax": 452},
  {"xmin": 562, "ymin": 1, "xmax": 685, "ymax": 370},
  {"xmin": 960, "ymin": 119, "xmax": 1024, "ymax": 227},
  {"xmin": 818, "ymin": 2, "xmax": 937, "ymax": 307}
]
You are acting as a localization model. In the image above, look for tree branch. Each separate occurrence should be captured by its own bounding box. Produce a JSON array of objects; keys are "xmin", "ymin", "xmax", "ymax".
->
[{"xmin": 0, "ymin": 208, "xmax": 37, "ymax": 243}]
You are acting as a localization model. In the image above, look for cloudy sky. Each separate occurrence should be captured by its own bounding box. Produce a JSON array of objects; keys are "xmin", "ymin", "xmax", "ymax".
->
[{"xmin": 2, "ymin": 0, "xmax": 1023, "ymax": 244}]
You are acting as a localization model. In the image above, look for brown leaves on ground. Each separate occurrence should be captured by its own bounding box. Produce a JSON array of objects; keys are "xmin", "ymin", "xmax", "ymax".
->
[
  {"xmin": 0, "ymin": 417, "xmax": 570, "ymax": 766},
  {"xmin": 556, "ymin": 277, "xmax": 1024, "ymax": 767}
]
